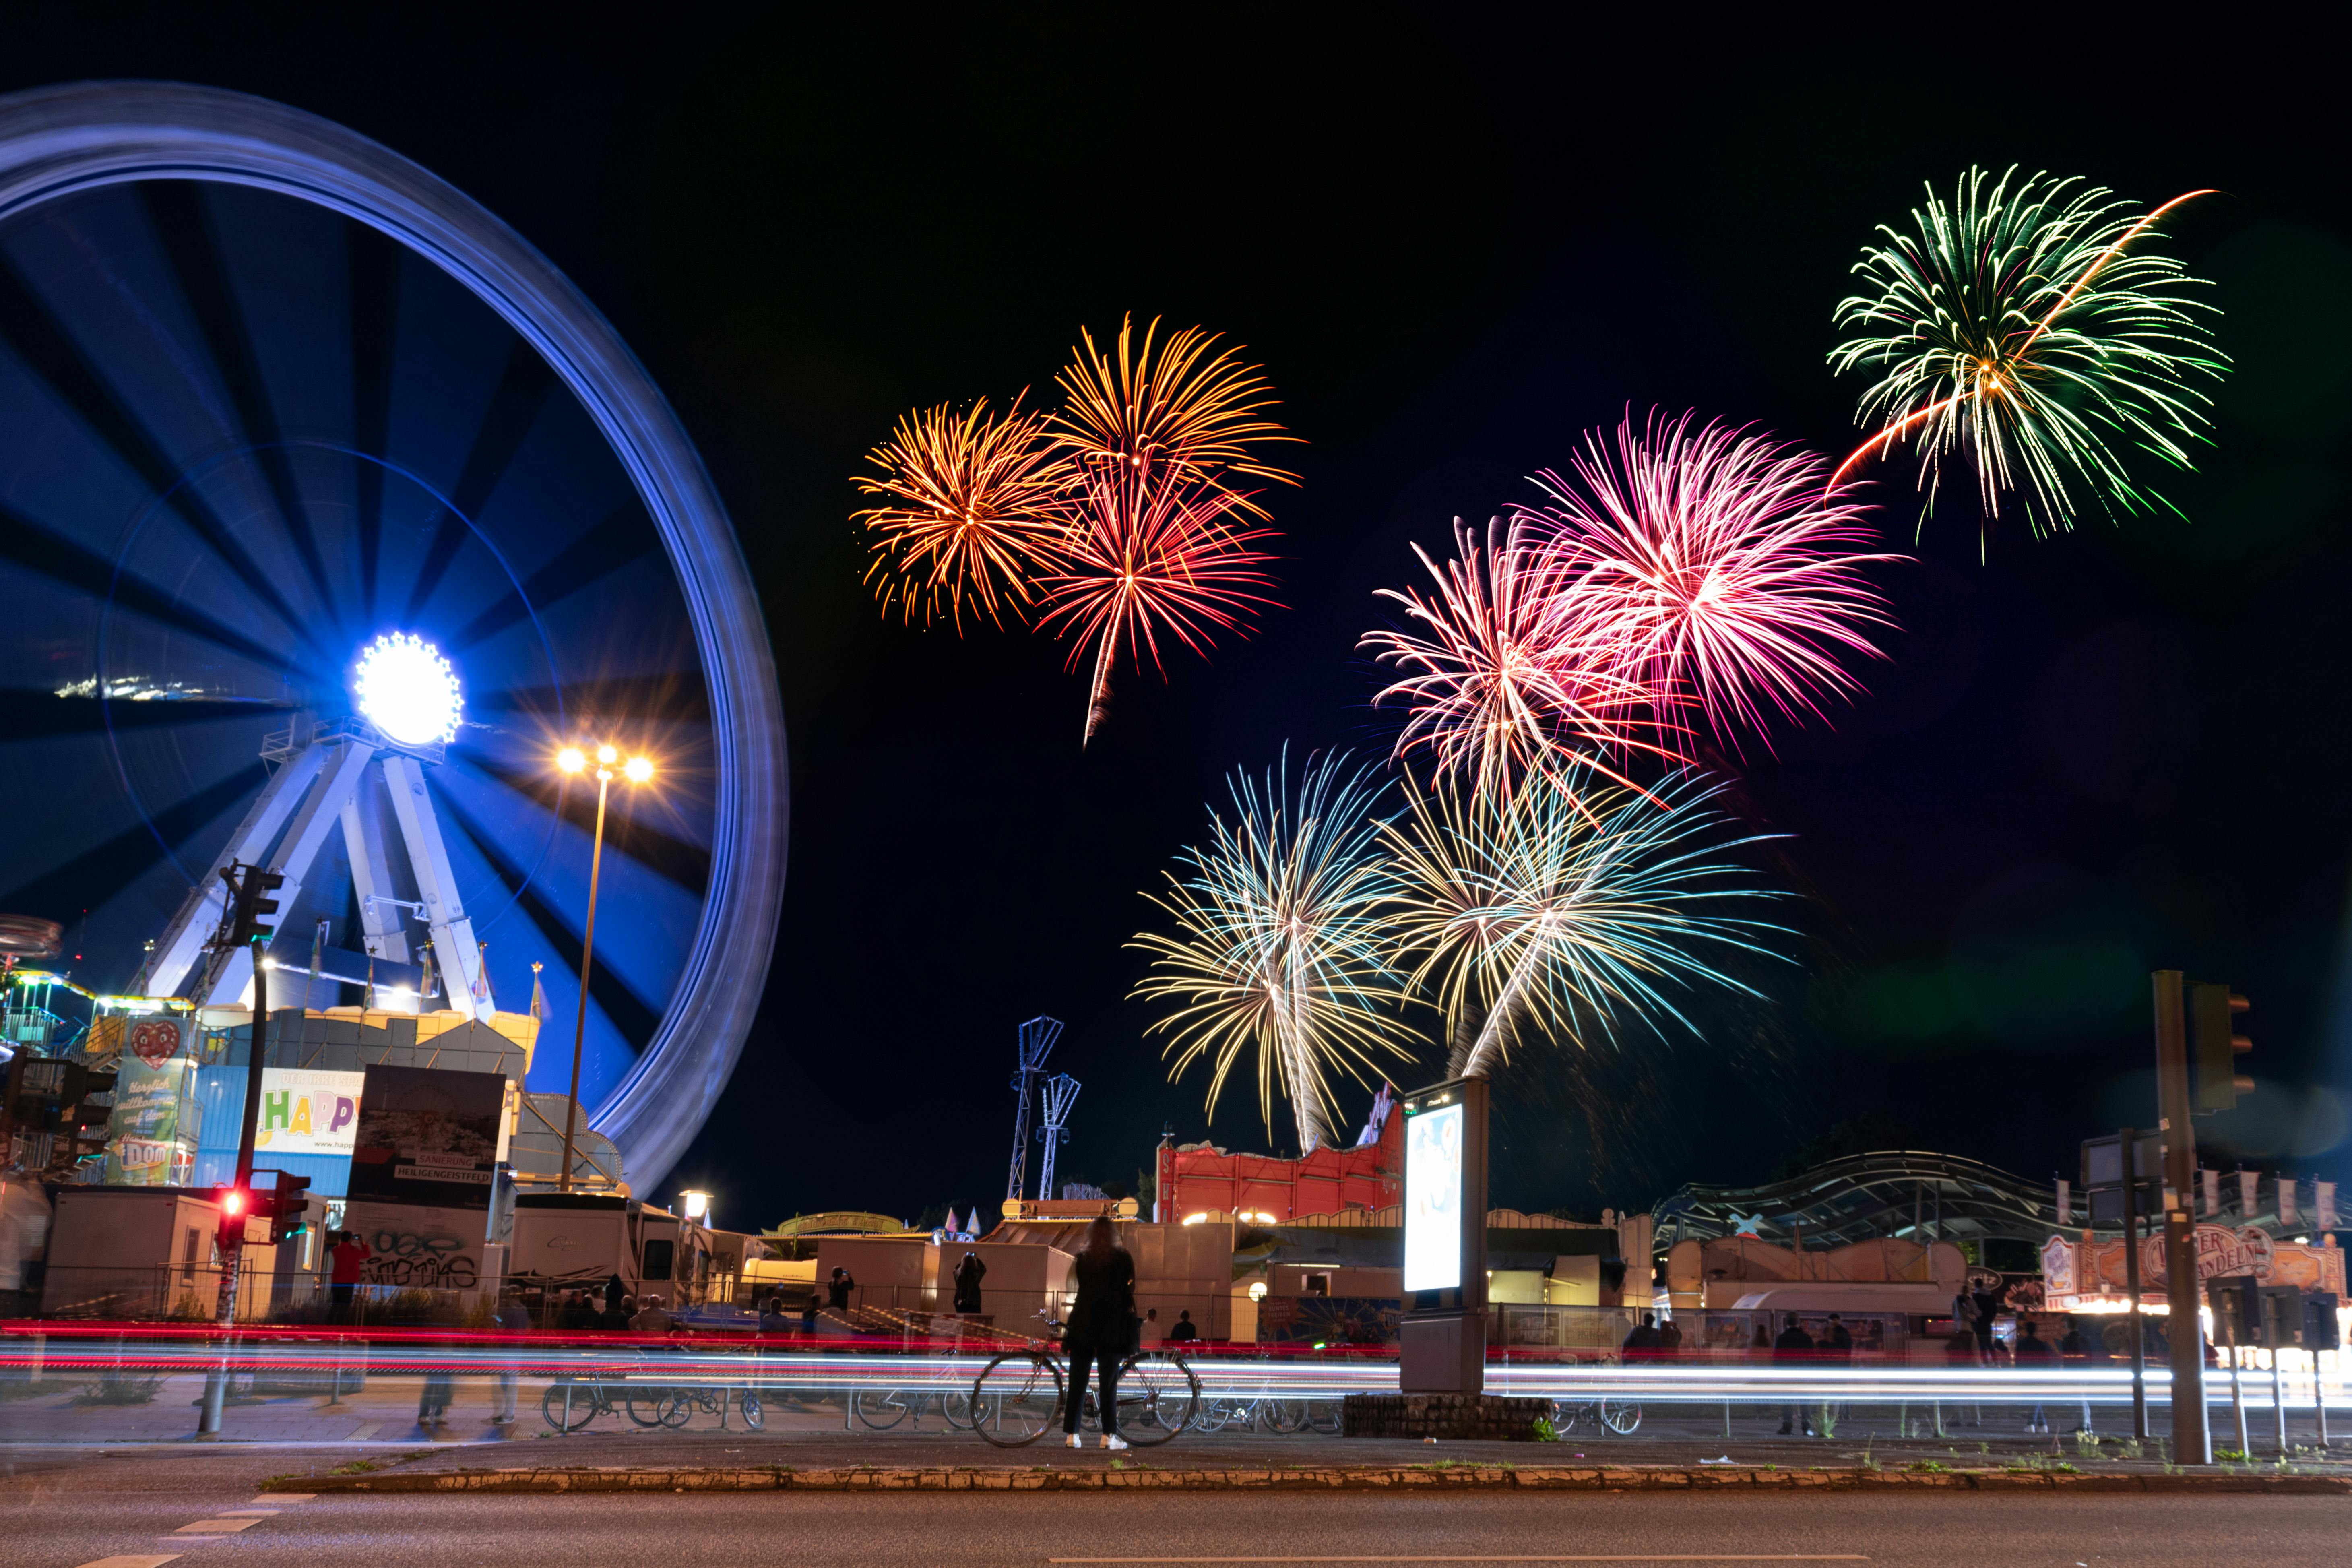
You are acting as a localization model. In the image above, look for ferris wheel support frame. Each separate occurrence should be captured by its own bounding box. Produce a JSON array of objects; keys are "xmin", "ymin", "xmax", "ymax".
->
[{"xmin": 0, "ymin": 83, "xmax": 789, "ymax": 1190}]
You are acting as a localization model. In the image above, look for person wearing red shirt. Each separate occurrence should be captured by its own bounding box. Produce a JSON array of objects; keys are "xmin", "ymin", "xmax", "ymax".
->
[{"xmin": 328, "ymin": 1230, "xmax": 371, "ymax": 1320}]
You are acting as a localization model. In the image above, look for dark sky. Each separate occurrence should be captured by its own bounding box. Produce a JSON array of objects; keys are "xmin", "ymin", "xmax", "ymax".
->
[{"xmin": 12, "ymin": 8, "xmax": 2351, "ymax": 1229}]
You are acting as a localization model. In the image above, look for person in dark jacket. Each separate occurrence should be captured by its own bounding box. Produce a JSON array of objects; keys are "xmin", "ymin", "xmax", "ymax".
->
[
  {"xmin": 2057, "ymin": 1318, "xmax": 2097, "ymax": 1434},
  {"xmin": 2013, "ymin": 1318, "xmax": 2056, "ymax": 1432},
  {"xmin": 827, "ymin": 1267, "xmax": 856, "ymax": 1310},
  {"xmin": 1773, "ymin": 1314, "xmax": 1815, "ymax": 1436},
  {"xmin": 1621, "ymin": 1312, "xmax": 1662, "ymax": 1361},
  {"xmin": 604, "ymin": 1273, "xmax": 626, "ymax": 1315},
  {"xmin": 561, "ymin": 1289, "xmax": 599, "ymax": 1332},
  {"xmin": 1062, "ymin": 1217, "xmax": 1137, "ymax": 1450},
  {"xmin": 1163, "ymin": 1309, "xmax": 1200, "ymax": 1344},
  {"xmin": 953, "ymin": 1251, "xmax": 987, "ymax": 1315}
]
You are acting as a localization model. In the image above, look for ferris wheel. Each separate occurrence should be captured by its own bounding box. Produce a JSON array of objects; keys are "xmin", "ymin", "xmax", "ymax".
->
[{"xmin": 0, "ymin": 83, "xmax": 787, "ymax": 1190}]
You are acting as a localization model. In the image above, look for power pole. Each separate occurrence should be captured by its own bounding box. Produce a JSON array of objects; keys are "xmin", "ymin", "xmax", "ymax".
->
[{"xmin": 2153, "ymin": 970, "xmax": 2211, "ymax": 1465}]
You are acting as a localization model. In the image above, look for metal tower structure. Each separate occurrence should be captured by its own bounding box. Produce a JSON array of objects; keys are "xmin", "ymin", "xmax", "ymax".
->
[
  {"xmin": 139, "ymin": 715, "xmax": 487, "ymax": 1016},
  {"xmin": 1004, "ymin": 1016, "xmax": 1064, "ymax": 1203},
  {"xmin": 1035, "ymin": 1072, "xmax": 1081, "ymax": 1202}
]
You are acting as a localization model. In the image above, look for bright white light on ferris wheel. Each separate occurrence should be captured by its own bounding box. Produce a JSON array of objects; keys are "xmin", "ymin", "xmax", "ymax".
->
[{"xmin": 353, "ymin": 632, "xmax": 463, "ymax": 746}]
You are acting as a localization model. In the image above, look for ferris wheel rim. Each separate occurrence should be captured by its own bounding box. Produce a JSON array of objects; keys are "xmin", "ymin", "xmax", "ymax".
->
[{"xmin": 0, "ymin": 80, "xmax": 789, "ymax": 1190}]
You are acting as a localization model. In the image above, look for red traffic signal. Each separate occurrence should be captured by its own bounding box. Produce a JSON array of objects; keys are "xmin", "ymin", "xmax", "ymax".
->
[{"xmin": 213, "ymin": 1184, "xmax": 247, "ymax": 1217}]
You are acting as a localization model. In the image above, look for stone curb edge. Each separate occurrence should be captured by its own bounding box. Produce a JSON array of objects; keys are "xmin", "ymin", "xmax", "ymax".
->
[{"xmin": 266, "ymin": 1465, "xmax": 2352, "ymax": 1496}]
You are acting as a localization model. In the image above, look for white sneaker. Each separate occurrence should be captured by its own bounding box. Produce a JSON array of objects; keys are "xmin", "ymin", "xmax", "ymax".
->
[
  {"xmin": 1102, "ymin": 1434, "xmax": 1129, "ymax": 1451},
  {"xmin": 1065, "ymin": 1433, "xmax": 1084, "ymax": 1448}
]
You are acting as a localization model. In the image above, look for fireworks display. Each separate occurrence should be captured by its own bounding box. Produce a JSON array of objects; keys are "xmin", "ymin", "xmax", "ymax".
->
[
  {"xmin": 856, "ymin": 316, "xmax": 1293, "ymax": 742},
  {"xmin": 1131, "ymin": 750, "xmax": 1415, "ymax": 1152},
  {"xmin": 853, "ymin": 395, "xmax": 1066, "ymax": 629},
  {"xmin": 1361, "ymin": 518, "xmax": 1657, "ymax": 798},
  {"xmin": 1049, "ymin": 314, "xmax": 1302, "ymax": 512},
  {"xmin": 1830, "ymin": 167, "xmax": 2224, "ymax": 540},
  {"xmin": 1378, "ymin": 766, "xmax": 1787, "ymax": 1082},
  {"xmin": 1524, "ymin": 413, "xmax": 1898, "ymax": 748},
  {"xmin": 1037, "ymin": 465, "xmax": 1282, "ymax": 744}
]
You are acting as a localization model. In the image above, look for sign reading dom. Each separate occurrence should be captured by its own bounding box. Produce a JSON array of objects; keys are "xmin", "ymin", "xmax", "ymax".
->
[{"xmin": 348, "ymin": 1064, "xmax": 504, "ymax": 1209}]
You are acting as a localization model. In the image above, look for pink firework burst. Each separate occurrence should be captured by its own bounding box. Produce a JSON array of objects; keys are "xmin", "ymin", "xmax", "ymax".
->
[
  {"xmin": 1525, "ymin": 413, "xmax": 1899, "ymax": 750},
  {"xmin": 1361, "ymin": 517, "xmax": 1659, "ymax": 797},
  {"xmin": 1037, "ymin": 465, "xmax": 1283, "ymax": 745}
]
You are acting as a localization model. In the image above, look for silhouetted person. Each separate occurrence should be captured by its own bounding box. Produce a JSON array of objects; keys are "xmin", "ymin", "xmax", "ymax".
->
[
  {"xmin": 2014, "ymin": 1318, "xmax": 2057, "ymax": 1432},
  {"xmin": 953, "ymin": 1251, "xmax": 987, "ymax": 1314},
  {"xmin": 1656, "ymin": 1317, "xmax": 1683, "ymax": 1359},
  {"xmin": 827, "ymin": 1267, "xmax": 856, "ymax": 1310},
  {"xmin": 1773, "ymin": 1314, "xmax": 1815, "ymax": 1436},
  {"xmin": 604, "ymin": 1273, "xmax": 626, "ymax": 1315},
  {"xmin": 1622, "ymin": 1311, "xmax": 1662, "ymax": 1362},
  {"xmin": 1062, "ymin": 1217, "xmax": 1137, "ymax": 1451},
  {"xmin": 1164, "ymin": 1309, "xmax": 1201, "ymax": 1344}
]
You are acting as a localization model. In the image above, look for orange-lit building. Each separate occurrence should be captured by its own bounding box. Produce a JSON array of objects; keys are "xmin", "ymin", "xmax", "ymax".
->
[{"xmin": 1154, "ymin": 1086, "xmax": 1402, "ymax": 1223}]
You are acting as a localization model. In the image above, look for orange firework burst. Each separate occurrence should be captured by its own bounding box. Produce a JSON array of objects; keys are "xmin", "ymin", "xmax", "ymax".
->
[
  {"xmin": 853, "ymin": 395, "xmax": 1067, "ymax": 629},
  {"xmin": 1049, "ymin": 315, "xmax": 1301, "ymax": 515},
  {"xmin": 1037, "ymin": 463, "xmax": 1282, "ymax": 745}
]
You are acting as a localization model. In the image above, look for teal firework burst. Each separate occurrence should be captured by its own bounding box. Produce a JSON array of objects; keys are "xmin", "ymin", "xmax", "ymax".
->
[
  {"xmin": 1380, "ymin": 766, "xmax": 1786, "ymax": 1082},
  {"xmin": 1131, "ymin": 749, "xmax": 1418, "ymax": 1152},
  {"xmin": 1829, "ymin": 167, "xmax": 2224, "ymax": 541}
]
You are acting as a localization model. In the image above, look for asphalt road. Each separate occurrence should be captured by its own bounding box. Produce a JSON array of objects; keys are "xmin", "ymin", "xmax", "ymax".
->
[{"xmin": 1, "ymin": 1445, "xmax": 2348, "ymax": 1568}]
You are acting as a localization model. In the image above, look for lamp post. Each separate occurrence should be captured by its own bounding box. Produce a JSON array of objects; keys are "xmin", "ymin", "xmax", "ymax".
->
[{"xmin": 555, "ymin": 743, "xmax": 653, "ymax": 1192}]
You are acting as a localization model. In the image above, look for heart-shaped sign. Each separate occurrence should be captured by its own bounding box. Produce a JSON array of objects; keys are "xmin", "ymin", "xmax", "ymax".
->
[{"xmin": 129, "ymin": 1018, "xmax": 182, "ymax": 1068}]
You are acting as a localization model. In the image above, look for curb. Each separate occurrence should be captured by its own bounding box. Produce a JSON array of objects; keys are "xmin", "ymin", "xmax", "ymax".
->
[{"xmin": 267, "ymin": 1464, "xmax": 2352, "ymax": 1496}]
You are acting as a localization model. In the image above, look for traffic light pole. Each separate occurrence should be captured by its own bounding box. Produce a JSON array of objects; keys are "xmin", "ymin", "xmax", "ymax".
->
[
  {"xmin": 200, "ymin": 889, "xmax": 275, "ymax": 1438},
  {"xmin": 2119, "ymin": 1128, "xmax": 2148, "ymax": 1441},
  {"xmin": 2153, "ymin": 970, "xmax": 2212, "ymax": 1465}
]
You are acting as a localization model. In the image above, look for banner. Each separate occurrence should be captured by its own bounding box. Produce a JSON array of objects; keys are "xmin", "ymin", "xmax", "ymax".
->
[
  {"xmin": 2054, "ymin": 1179, "xmax": 2069, "ymax": 1227},
  {"xmin": 2202, "ymin": 1168, "xmax": 2220, "ymax": 1218},
  {"xmin": 348, "ymin": 1065, "xmax": 505, "ymax": 1210},
  {"xmin": 342, "ymin": 1198, "xmax": 490, "ymax": 1291},
  {"xmin": 2320, "ymin": 1181, "xmax": 2338, "ymax": 1231},
  {"xmin": 2279, "ymin": 1178, "xmax": 2300, "ymax": 1229},
  {"xmin": 252, "ymin": 1069, "xmax": 365, "ymax": 1158},
  {"xmin": 2240, "ymin": 1169, "xmax": 2259, "ymax": 1219},
  {"xmin": 101, "ymin": 1055, "xmax": 199, "ymax": 1185}
]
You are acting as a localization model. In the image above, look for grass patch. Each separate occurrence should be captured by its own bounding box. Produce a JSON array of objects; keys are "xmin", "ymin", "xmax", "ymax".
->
[{"xmin": 0, "ymin": 1379, "xmax": 80, "ymax": 1403}]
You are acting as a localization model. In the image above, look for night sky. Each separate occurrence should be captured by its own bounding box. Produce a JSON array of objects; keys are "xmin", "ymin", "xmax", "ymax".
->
[{"xmin": 10, "ymin": 10, "xmax": 2350, "ymax": 1230}]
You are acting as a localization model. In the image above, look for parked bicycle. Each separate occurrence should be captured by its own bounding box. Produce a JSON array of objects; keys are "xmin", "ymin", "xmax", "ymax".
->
[
  {"xmin": 540, "ymin": 1350, "xmax": 764, "ymax": 1433},
  {"xmin": 850, "ymin": 1386, "xmax": 985, "ymax": 1432},
  {"xmin": 970, "ymin": 1314, "xmax": 1201, "ymax": 1447},
  {"xmin": 1549, "ymin": 1395, "xmax": 1642, "ymax": 1436}
]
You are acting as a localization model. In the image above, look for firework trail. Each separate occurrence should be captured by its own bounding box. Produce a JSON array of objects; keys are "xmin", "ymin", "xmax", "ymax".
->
[
  {"xmin": 1037, "ymin": 464, "xmax": 1282, "ymax": 745},
  {"xmin": 1829, "ymin": 167, "xmax": 2224, "ymax": 541},
  {"xmin": 1379, "ymin": 765, "xmax": 1786, "ymax": 1082},
  {"xmin": 1362, "ymin": 517, "xmax": 1660, "ymax": 799},
  {"xmin": 1524, "ymin": 413, "xmax": 1899, "ymax": 750},
  {"xmin": 1132, "ymin": 749, "xmax": 1416, "ymax": 1152},
  {"xmin": 853, "ymin": 395, "xmax": 1067, "ymax": 628},
  {"xmin": 1049, "ymin": 314, "xmax": 1302, "ymax": 515}
]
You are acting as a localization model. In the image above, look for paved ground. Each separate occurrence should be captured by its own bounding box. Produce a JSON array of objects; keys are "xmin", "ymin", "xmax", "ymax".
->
[{"xmin": 0, "ymin": 1445, "xmax": 2348, "ymax": 1568}]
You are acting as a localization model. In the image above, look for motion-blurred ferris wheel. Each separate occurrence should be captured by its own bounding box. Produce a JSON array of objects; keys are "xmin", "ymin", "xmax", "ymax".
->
[{"xmin": 0, "ymin": 83, "xmax": 787, "ymax": 1188}]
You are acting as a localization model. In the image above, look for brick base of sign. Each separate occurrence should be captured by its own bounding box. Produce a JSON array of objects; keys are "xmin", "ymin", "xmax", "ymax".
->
[{"xmin": 1340, "ymin": 1393, "xmax": 1551, "ymax": 1441}]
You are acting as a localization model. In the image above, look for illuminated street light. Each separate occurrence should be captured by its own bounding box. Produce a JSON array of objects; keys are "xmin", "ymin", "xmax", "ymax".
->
[
  {"xmin": 556, "ymin": 742, "xmax": 654, "ymax": 1193},
  {"xmin": 681, "ymin": 1189, "xmax": 712, "ymax": 1223}
]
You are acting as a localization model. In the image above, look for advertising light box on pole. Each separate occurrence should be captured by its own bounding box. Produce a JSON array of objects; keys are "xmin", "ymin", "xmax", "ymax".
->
[{"xmin": 1399, "ymin": 1076, "xmax": 1488, "ymax": 1394}]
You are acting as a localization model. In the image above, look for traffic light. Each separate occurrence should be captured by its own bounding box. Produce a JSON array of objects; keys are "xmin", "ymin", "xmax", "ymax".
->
[
  {"xmin": 256, "ymin": 1172, "xmax": 314, "ymax": 1243},
  {"xmin": 2208, "ymin": 1275, "xmax": 2263, "ymax": 1347},
  {"xmin": 210, "ymin": 1183, "xmax": 251, "ymax": 1248},
  {"xmin": 2191, "ymin": 983, "xmax": 2253, "ymax": 1113},
  {"xmin": 223, "ymin": 862, "xmax": 286, "ymax": 945},
  {"xmin": 2304, "ymin": 1292, "xmax": 2342, "ymax": 1353}
]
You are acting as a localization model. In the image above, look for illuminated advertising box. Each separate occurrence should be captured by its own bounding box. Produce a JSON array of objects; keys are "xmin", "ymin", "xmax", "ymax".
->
[{"xmin": 1404, "ymin": 1101, "xmax": 1465, "ymax": 1292}]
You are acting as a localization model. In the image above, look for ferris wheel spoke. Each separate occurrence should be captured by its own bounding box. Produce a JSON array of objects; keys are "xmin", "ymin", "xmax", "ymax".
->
[
  {"xmin": 0, "ymin": 762, "xmax": 258, "ymax": 922},
  {"xmin": 348, "ymin": 220, "xmax": 402, "ymax": 626},
  {"xmin": 137, "ymin": 182, "xmax": 342, "ymax": 627},
  {"xmin": 397, "ymin": 339, "xmax": 558, "ymax": 629},
  {"xmin": 0, "ymin": 260, "xmax": 328, "ymax": 665},
  {"xmin": 449, "ymin": 499, "xmax": 661, "ymax": 655},
  {"xmin": 0, "ymin": 505, "xmax": 293, "ymax": 677}
]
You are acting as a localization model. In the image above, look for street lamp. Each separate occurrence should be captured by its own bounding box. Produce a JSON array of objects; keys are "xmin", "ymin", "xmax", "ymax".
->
[{"xmin": 555, "ymin": 741, "xmax": 653, "ymax": 1192}]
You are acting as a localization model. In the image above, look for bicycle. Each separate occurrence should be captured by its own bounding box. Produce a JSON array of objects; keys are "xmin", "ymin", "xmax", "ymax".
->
[
  {"xmin": 850, "ymin": 1386, "xmax": 985, "ymax": 1432},
  {"xmin": 1549, "ymin": 1395, "xmax": 1642, "ymax": 1436},
  {"xmin": 970, "ymin": 1314, "xmax": 1201, "ymax": 1447},
  {"xmin": 540, "ymin": 1354, "xmax": 680, "ymax": 1432}
]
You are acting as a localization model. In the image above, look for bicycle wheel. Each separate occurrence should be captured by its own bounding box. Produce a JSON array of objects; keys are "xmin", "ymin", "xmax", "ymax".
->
[
  {"xmin": 1191, "ymin": 1396, "xmax": 1235, "ymax": 1434},
  {"xmin": 737, "ymin": 1391, "xmax": 764, "ymax": 1432},
  {"xmin": 1549, "ymin": 1399, "xmax": 1583, "ymax": 1435},
  {"xmin": 852, "ymin": 1388, "xmax": 914, "ymax": 1430},
  {"xmin": 1116, "ymin": 1353, "xmax": 1199, "ymax": 1447},
  {"xmin": 627, "ymin": 1386, "xmax": 681, "ymax": 1428},
  {"xmin": 940, "ymin": 1390, "xmax": 989, "ymax": 1431},
  {"xmin": 1262, "ymin": 1397, "xmax": 1309, "ymax": 1434},
  {"xmin": 541, "ymin": 1381, "xmax": 597, "ymax": 1433},
  {"xmin": 1306, "ymin": 1400, "xmax": 1342, "ymax": 1435},
  {"xmin": 972, "ymin": 1353, "xmax": 1062, "ymax": 1448},
  {"xmin": 1601, "ymin": 1399, "xmax": 1643, "ymax": 1436}
]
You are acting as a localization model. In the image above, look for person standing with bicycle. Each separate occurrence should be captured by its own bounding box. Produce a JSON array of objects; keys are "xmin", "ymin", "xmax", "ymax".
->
[{"xmin": 1062, "ymin": 1217, "xmax": 1137, "ymax": 1451}]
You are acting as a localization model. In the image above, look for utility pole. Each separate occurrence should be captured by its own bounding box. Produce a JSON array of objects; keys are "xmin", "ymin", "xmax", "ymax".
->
[
  {"xmin": 2119, "ymin": 1124, "xmax": 2148, "ymax": 1441},
  {"xmin": 198, "ymin": 862, "xmax": 281, "ymax": 1438},
  {"xmin": 2153, "ymin": 970, "xmax": 2211, "ymax": 1465}
]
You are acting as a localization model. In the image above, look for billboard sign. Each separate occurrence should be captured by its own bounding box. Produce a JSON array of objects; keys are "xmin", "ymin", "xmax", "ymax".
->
[
  {"xmin": 342, "ymin": 1198, "xmax": 489, "ymax": 1290},
  {"xmin": 102, "ymin": 1055, "xmax": 199, "ymax": 1186},
  {"xmin": 252, "ymin": 1069, "xmax": 365, "ymax": 1158},
  {"xmin": 348, "ymin": 1064, "xmax": 505, "ymax": 1210},
  {"xmin": 1404, "ymin": 1099, "xmax": 1464, "ymax": 1292}
]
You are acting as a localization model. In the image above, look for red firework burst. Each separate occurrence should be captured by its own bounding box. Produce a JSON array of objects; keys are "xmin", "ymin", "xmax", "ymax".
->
[
  {"xmin": 1036, "ymin": 464, "xmax": 1283, "ymax": 745},
  {"xmin": 1361, "ymin": 517, "xmax": 1658, "ymax": 797},
  {"xmin": 1526, "ymin": 413, "xmax": 1898, "ymax": 749}
]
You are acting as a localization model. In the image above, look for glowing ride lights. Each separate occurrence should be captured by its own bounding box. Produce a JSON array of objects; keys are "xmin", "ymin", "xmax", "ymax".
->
[
  {"xmin": 554, "ymin": 742, "xmax": 654, "ymax": 1193},
  {"xmin": 352, "ymin": 632, "xmax": 463, "ymax": 746}
]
